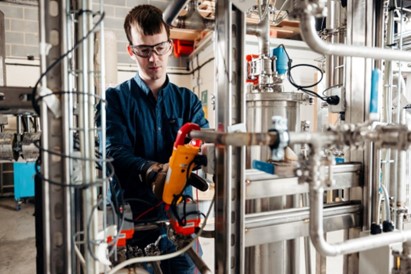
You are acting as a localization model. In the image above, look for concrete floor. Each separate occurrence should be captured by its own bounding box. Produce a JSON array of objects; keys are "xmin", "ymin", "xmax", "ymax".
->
[{"xmin": 0, "ymin": 197, "xmax": 36, "ymax": 274}]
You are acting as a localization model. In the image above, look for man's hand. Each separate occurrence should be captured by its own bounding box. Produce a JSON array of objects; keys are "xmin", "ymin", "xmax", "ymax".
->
[{"xmin": 145, "ymin": 163, "xmax": 169, "ymax": 200}]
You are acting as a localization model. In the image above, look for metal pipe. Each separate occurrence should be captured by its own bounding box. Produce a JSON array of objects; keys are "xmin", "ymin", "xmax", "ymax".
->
[
  {"xmin": 371, "ymin": 143, "xmax": 381, "ymax": 226},
  {"xmin": 163, "ymin": 0, "xmax": 188, "ymax": 26},
  {"xmin": 98, "ymin": 0, "xmax": 108, "ymax": 271},
  {"xmin": 38, "ymin": 1, "xmax": 50, "ymax": 272},
  {"xmin": 78, "ymin": 1, "xmax": 98, "ymax": 271},
  {"xmin": 174, "ymin": 0, "xmax": 214, "ymax": 30},
  {"xmin": 245, "ymin": 0, "xmax": 270, "ymax": 57},
  {"xmin": 190, "ymin": 130, "xmax": 279, "ymax": 147},
  {"xmin": 299, "ymin": 11, "xmax": 411, "ymax": 62},
  {"xmin": 395, "ymin": 75, "xmax": 407, "ymax": 230},
  {"xmin": 302, "ymin": 138, "xmax": 411, "ymax": 256},
  {"xmin": 190, "ymin": 130, "xmax": 341, "ymax": 149},
  {"xmin": 62, "ymin": 1, "xmax": 74, "ymax": 271},
  {"xmin": 302, "ymin": 194, "xmax": 312, "ymax": 274},
  {"xmin": 186, "ymin": 247, "xmax": 212, "ymax": 274},
  {"xmin": 325, "ymin": 0, "xmax": 340, "ymax": 88},
  {"xmin": 0, "ymin": 11, "xmax": 5, "ymax": 86}
]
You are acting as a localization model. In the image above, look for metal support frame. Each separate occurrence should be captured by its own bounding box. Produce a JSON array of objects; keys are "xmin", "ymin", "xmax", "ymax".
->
[
  {"xmin": 0, "ymin": 10, "xmax": 5, "ymax": 86},
  {"xmin": 38, "ymin": 0, "xmax": 72, "ymax": 273},
  {"xmin": 214, "ymin": 1, "xmax": 246, "ymax": 273}
]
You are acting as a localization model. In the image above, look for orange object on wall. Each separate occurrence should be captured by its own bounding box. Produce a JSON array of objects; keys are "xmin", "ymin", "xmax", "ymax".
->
[
  {"xmin": 246, "ymin": 54, "xmax": 260, "ymax": 85},
  {"xmin": 173, "ymin": 39, "xmax": 194, "ymax": 57}
]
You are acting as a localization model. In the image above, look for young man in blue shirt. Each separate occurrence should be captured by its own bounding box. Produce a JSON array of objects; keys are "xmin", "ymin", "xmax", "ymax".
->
[{"xmin": 104, "ymin": 4, "xmax": 209, "ymax": 273}]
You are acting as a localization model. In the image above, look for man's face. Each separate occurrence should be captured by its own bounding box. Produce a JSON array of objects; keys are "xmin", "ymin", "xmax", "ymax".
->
[{"xmin": 127, "ymin": 25, "xmax": 172, "ymax": 82}]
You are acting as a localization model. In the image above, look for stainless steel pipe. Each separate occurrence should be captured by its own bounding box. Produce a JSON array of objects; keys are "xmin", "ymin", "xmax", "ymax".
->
[
  {"xmin": 299, "ymin": 9, "xmax": 411, "ymax": 62},
  {"xmin": 163, "ymin": 0, "xmax": 188, "ymax": 26}
]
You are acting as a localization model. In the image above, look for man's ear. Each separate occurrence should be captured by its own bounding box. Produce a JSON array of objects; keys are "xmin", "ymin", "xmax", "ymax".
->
[
  {"xmin": 126, "ymin": 44, "xmax": 135, "ymax": 59},
  {"xmin": 169, "ymin": 39, "xmax": 174, "ymax": 56}
]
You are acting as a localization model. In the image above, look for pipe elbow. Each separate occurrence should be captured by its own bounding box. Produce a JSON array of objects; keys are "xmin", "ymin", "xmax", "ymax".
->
[{"xmin": 310, "ymin": 229, "xmax": 341, "ymax": 256}]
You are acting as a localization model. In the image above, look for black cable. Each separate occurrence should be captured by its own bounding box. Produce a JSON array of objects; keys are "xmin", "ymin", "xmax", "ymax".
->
[
  {"xmin": 191, "ymin": 57, "xmax": 214, "ymax": 74},
  {"xmin": 31, "ymin": 11, "xmax": 105, "ymax": 115},
  {"xmin": 277, "ymin": 44, "xmax": 341, "ymax": 106},
  {"xmin": 27, "ymin": 11, "xmax": 113, "ymax": 191}
]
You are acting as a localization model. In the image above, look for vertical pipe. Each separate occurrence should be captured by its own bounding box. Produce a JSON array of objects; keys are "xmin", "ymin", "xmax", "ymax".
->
[
  {"xmin": 260, "ymin": 0, "xmax": 270, "ymax": 57},
  {"xmin": 371, "ymin": 5, "xmax": 385, "ymax": 231},
  {"xmin": 395, "ymin": 3, "xmax": 406, "ymax": 230},
  {"xmin": 78, "ymin": 0, "xmax": 98, "ymax": 272},
  {"xmin": 371, "ymin": 144, "xmax": 381, "ymax": 227},
  {"xmin": 383, "ymin": 0, "xmax": 395, "ymax": 227},
  {"xmin": 396, "ymin": 75, "xmax": 407, "ymax": 230},
  {"xmin": 61, "ymin": 1, "xmax": 72, "ymax": 271},
  {"xmin": 0, "ymin": 11, "xmax": 5, "ymax": 86},
  {"xmin": 38, "ymin": 1, "xmax": 50, "ymax": 272},
  {"xmin": 325, "ymin": 0, "xmax": 339, "ymax": 88},
  {"xmin": 98, "ymin": 0, "xmax": 108, "ymax": 272},
  {"xmin": 303, "ymin": 193, "xmax": 312, "ymax": 274},
  {"xmin": 64, "ymin": 1, "xmax": 75, "ymax": 270}
]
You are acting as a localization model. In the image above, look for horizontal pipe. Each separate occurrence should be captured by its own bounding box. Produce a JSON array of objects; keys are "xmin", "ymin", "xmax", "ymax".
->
[
  {"xmin": 300, "ymin": 12, "xmax": 411, "ymax": 62},
  {"xmin": 245, "ymin": 203, "xmax": 361, "ymax": 229},
  {"xmin": 289, "ymin": 131, "xmax": 339, "ymax": 147},
  {"xmin": 189, "ymin": 130, "xmax": 278, "ymax": 147}
]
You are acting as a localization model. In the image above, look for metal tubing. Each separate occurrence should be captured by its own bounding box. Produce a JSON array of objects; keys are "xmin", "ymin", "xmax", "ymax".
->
[
  {"xmin": 98, "ymin": 0, "xmax": 108, "ymax": 272},
  {"xmin": 38, "ymin": 0, "xmax": 50, "ymax": 272},
  {"xmin": 299, "ymin": 11, "xmax": 411, "ymax": 62},
  {"xmin": 163, "ymin": 0, "xmax": 189, "ymax": 26},
  {"xmin": 186, "ymin": 247, "xmax": 212, "ymax": 274},
  {"xmin": 190, "ymin": 130, "xmax": 278, "ymax": 147},
  {"xmin": 307, "ymin": 143, "xmax": 411, "ymax": 257},
  {"xmin": 190, "ymin": 131, "xmax": 341, "ymax": 149},
  {"xmin": 325, "ymin": 0, "xmax": 340, "ymax": 88},
  {"xmin": 371, "ymin": 144, "xmax": 381, "ymax": 226},
  {"xmin": 78, "ymin": 1, "xmax": 98, "ymax": 271},
  {"xmin": 245, "ymin": 0, "xmax": 270, "ymax": 56},
  {"xmin": 0, "ymin": 11, "xmax": 5, "ymax": 86},
  {"xmin": 396, "ymin": 75, "xmax": 407, "ymax": 229}
]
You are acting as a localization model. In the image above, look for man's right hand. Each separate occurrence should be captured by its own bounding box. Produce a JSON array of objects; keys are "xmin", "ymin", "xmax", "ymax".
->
[{"xmin": 145, "ymin": 163, "xmax": 169, "ymax": 200}]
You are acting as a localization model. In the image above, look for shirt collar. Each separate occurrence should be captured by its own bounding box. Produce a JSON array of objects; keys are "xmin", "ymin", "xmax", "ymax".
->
[{"xmin": 134, "ymin": 73, "xmax": 170, "ymax": 96}]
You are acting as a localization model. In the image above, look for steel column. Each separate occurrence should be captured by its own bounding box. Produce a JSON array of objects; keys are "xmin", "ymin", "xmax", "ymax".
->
[
  {"xmin": 214, "ymin": 1, "xmax": 246, "ymax": 273},
  {"xmin": 0, "ymin": 11, "xmax": 5, "ymax": 86},
  {"xmin": 38, "ymin": 0, "xmax": 72, "ymax": 273}
]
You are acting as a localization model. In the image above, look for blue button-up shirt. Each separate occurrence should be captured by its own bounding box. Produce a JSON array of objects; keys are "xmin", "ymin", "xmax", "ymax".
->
[{"xmin": 104, "ymin": 73, "xmax": 209, "ymax": 219}]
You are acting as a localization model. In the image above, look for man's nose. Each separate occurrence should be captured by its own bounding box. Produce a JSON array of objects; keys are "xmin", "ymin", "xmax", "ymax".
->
[{"xmin": 148, "ymin": 50, "xmax": 160, "ymax": 62}]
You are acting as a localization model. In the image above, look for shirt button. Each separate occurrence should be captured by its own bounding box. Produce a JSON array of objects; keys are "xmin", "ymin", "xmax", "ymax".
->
[{"xmin": 158, "ymin": 127, "xmax": 161, "ymax": 131}]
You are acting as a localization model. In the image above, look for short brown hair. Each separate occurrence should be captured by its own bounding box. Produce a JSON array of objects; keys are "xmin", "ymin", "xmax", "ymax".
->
[{"xmin": 124, "ymin": 5, "xmax": 171, "ymax": 45}]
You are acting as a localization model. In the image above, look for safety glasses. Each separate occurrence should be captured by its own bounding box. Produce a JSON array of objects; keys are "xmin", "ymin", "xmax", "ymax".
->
[{"xmin": 130, "ymin": 40, "xmax": 172, "ymax": 58}]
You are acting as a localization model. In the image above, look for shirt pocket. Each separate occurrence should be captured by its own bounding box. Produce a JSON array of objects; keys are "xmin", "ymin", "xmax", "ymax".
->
[{"xmin": 165, "ymin": 117, "xmax": 183, "ymax": 139}]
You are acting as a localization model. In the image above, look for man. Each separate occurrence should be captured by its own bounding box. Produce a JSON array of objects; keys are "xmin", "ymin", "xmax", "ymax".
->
[{"xmin": 103, "ymin": 4, "xmax": 209, "ymax": 274}]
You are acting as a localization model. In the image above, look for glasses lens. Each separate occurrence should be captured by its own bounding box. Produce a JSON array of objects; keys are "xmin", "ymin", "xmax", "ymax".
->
[
  {"xmin": 132, "ymin": 41, "xmax": 171, "ymax": 58},
  {"xmin": 133, "ymin": 46, "xmax": 151, "ymax": 58},
  {"xmin": 153, "ymin": 41, "xmax": 171, "ymax": 55}
]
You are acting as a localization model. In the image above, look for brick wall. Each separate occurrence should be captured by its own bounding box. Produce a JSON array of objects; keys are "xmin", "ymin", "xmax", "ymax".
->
[{"xmin": 0, "ymin": 0, "xmax": 174, "ymax": 64}]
